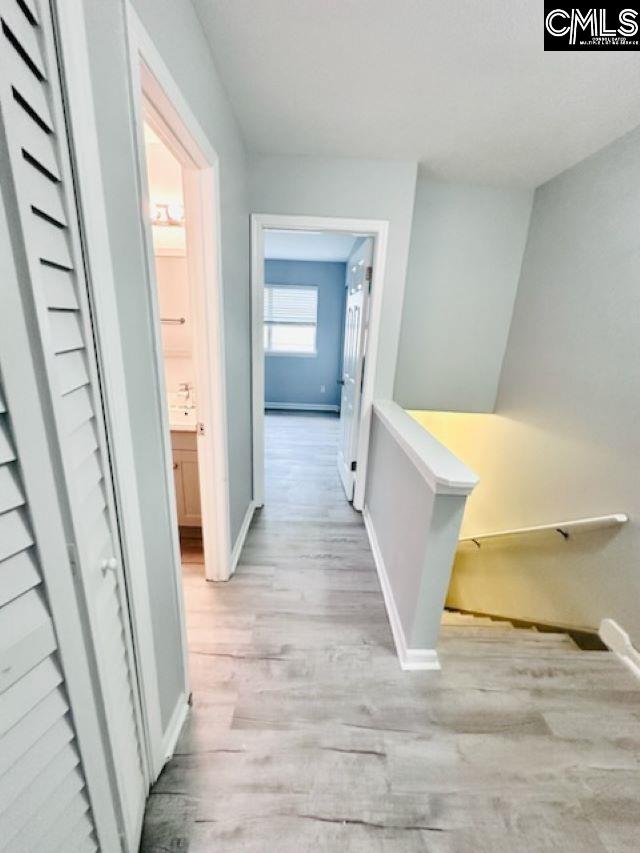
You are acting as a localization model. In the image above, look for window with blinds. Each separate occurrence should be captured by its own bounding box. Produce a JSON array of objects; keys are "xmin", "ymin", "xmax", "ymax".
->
[{"xmin": 264, "ymin": 284, "xmax": 318, "ymax": 355}]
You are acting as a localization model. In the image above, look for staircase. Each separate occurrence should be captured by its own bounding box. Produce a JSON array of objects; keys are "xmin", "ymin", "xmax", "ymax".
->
[{"xmin": 440, "ymin": 608, "xmax": 585, "ymax": 652}]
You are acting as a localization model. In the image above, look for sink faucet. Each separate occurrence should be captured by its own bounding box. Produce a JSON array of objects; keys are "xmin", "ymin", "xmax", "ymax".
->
[{"xmin": 177, "ymin": 382, "xmax": 193, "ymax": 402}]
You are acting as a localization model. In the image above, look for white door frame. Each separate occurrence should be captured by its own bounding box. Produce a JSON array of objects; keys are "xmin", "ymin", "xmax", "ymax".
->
[
  {"xmin": 251, "ymin": 214, "xmax": 389, "ymax": 510},
  {"xmin": 46, "ymin": 0, "xmax": 166, "ymax": 789},
  {"xmin": 126, "ymin": 9, "xmax": 232, "ymax": 587},
  {"xmin": 53, "ymin": 0, "xmax": 231, "ymax": 781}
]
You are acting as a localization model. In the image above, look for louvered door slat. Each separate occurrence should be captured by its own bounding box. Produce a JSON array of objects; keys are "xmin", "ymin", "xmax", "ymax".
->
[
  {"xmin": 83, "ymin": 488, "xmax": 109, "ymax": 539},
  {"xmin": 0, "ymin": 714, "xmax": 74, "ymax": 811},
  {"xmin": 15, "ymin": 0, "xmax": 38, "ymax": 26},
  {"xmin": 20, "ymin": 154, "xmax": 67, "ymax": 224},
  {"xmin": 9, "ymin": 52, "xmax": 52, "ymax": 131},
  {"xmin": 0, "ymin": 464, "xmax": 24, "ymax": 514},
  {"xmin": 74, "ymin": 839, "xmax": 98, "ymax": 853},
  {"xmin": 49, "ymin": 309, "xmax": 83, "ymax": 354},
  {"xmin": 85, "ymin": 510, "xmax": 111, "ymax": 569},
  {"xmin": 30, "ymin": 210, "xmax": 73, "ymax": 269},
  {"xmin": 0, "ymin": 618, "xmax": 57, "ymax": 694},
  {"xmin": 0, "ymin": 417, "xmax": 15, "ymax": 464},
  {"xmin": 38, "ymin": 795, "xmax": 92, "ymax": 852},
  {"xmin": 67, "ymin": 420, "xmax": 98, "ymax": 470},
  {"xmin": 54, "ymin": 350, "xmax": 89, "ymax": 396},
  {"xmin": 0, "ymin": 549, "xmax": 41, "ymax": 607},
  {"xmin": 0, "ymin": 655, "xmax": 62, "ymax": 736},
  {"xmin": 0, "ymin": 0, "xmax": 46, "ymax": 80},
  {"xmin": 0, "ymin": 587, "xmax": 47, "ymax": 646},
  {"xmin": 0, "ymin": 507, "xmax": 32, "ymax": 562},
  {"xmin": 70, "ymin": 839, "xmax": 98, "ymax": 853},
  {"xmin": 13, "ymin": 106, "xmax": 61, "ymax": 182},
  {"xmin": 0, "ymin": 589, "xmax": 56, "ymax": 693},
  {"xmin": 39, "ymin": 263, "xmax": 78, "ymax": 309},
  {"xmin": 0, "ymin": 739, "xmax": 79, "ymax": 849},
  {"xmin": 59, "ymin": 385, "xmax": 93, "ymax": 434},
  {"xmin": 0, "ymin": 688, "xmax": 68, "ymax": 776},
  {"xmin": 50, "ymin": 811, "xmax": 95, "ymax": 853},
  {"xmin": 74, "ymin": 450, "xmax": 102, "ymax": 501},
  {"xmin": 8, "ymin": 766, "xmax": 85, "ymax": 853}
]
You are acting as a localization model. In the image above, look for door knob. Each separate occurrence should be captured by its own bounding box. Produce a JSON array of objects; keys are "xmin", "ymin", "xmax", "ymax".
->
[{"xmin": 101, "ymin": 557, "xmax": 118, "ymax": 575}]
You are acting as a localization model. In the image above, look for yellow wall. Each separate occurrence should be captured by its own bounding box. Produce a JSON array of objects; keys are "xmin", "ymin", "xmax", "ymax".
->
[{"xmin": 407, "ymin": 410, "xmax": 633, "ymax": 633}]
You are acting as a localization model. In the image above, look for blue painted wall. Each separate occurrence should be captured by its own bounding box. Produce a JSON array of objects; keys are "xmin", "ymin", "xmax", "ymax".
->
[{"xmin": 265, "ymin": 259, "xmax": 346, "ymax": 408}]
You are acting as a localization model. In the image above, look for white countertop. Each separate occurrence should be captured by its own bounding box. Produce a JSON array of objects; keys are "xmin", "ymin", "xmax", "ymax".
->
[{"xmin": 169, "ymin": 406, "xmax": 197, "ymax": 432}]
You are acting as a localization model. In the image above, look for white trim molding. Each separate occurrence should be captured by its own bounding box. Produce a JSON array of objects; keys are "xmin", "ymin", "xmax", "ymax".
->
[
  {"xmin": 251, "ymin": 214, "xmax": 389, "ymax": 511},
  {"xmin": 266, "ymin": 402, "xmax": 340, "ymax": 413},
  {"xmin": 53, "ymin": 0, "xmax": 165, "ymax": 784},
  {"xmin": 58, "ymin": 1, "xmax": 232, "ymax": 781},
  {"xmin": 126, "ymin": 9, "xmax": 232, "ymax": 589},
  {"xmin": 363, "ymin": 508, "xmax": 440, "ymax": 671},
  {"xmin": 161, "ymin": 693, "xmax": 190, "ymax": 765},
  {"xmin": 599, "ymin": 618, "xmax": 640, "ymax": 681},
  {"xmin": 373, "ymin": 400, "xmax": 479, "ymax": 496},
  {"xmin": 230, "ymin": 500, "xmax": 256, "ymax": 575}
]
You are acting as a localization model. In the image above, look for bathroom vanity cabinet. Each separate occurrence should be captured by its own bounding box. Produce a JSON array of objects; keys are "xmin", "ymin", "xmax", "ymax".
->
[{"xmin": 171, "ymin": 430, "xmax": 201, "ymax": 527}]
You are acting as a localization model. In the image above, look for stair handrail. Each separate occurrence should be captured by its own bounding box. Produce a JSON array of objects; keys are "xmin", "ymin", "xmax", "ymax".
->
[{"xmin": 460, "ymin": 513, "xmax": 628, "ymax": 548}]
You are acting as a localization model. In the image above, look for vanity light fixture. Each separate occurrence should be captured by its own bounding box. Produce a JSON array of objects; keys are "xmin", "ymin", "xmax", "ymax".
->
[{"xmin": 151, "ymin": 201, "xmax": 185, "ymax": 226}]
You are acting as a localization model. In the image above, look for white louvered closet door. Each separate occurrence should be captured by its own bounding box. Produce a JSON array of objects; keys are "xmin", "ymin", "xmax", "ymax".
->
[
  {"xmin": 0, "ymin": 377, "xmax": 100, "ymax": 853},
  {"xmin": 0, "ymin": 0, "xmax": 147, "ymax": 847}
]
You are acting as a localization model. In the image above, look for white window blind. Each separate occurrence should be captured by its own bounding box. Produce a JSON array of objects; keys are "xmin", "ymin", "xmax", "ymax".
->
[{"xmin": 264, "ymin": 284, "xmax": 318, "ymax": 354}]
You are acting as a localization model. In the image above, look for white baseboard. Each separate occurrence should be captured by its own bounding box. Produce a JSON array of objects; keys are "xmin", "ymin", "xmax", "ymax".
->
[
  {"xmin": 599, "ymin": 618, "xmax": 640, "ymax": 681},
  {"xmin": 231, "ymin": 499, "xmax": 256, "ymax": 575},
  {"xmin": 160, "ymin": 693, "xmax": 189, "ymax": 770},
  {"xmin": 265, "ymin": 402, "xmax": 340, "ymax": 412},
  {"xmin": 363, "ymin": 507, "xmax": 440, "ymax": 671}
]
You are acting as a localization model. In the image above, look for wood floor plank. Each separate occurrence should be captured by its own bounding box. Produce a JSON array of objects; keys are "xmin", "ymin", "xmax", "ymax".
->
[{"xmin": 141, "ymin": 412, "xmax": 640, "ymax": 853}]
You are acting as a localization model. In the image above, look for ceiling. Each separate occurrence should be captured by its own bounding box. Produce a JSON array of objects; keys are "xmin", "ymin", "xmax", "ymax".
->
[
  {"xmin": 264, "ymin": 229, "xmax": 358, "ymax": 262},
  {"xmin": 193, "ymin": 0, "xmax": 640, "ymax": 187}
]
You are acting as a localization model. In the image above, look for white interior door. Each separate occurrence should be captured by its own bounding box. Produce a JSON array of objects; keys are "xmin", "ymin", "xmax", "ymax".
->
[
  {"xmin": 0, "ymin": 0, "xmax": 147, "ymax": 846},
  {"xmin": 338, "ymin": 238, "xmax": 373, "ymax": 500}
]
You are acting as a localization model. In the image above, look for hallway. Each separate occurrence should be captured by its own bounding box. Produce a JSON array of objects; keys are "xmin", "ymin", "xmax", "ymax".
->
[{"xmin": 141, "ymin": 414, "xmax": 640, "ymax": 852}]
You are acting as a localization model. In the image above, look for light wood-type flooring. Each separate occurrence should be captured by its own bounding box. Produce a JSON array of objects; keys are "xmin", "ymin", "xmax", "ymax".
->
[{"xmin": 141, "ymin": 412, "xmax": 640, "ymax": 852}]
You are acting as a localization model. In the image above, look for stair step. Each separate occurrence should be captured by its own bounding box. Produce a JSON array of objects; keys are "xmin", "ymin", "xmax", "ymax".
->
[
  {"xmin": 440, "ymin": 629, "xmax": 578, "ymax": 650},
  {"xmin": 442, "ymin": 612, "xmax": 511, "ymax": 628},
  {"xmin": 440, "ymin": 625, "xmax": 521, "ymax": 637},
  {"xmin": 439, "ymin": 625, "xmax": 576, "ymax": 646},
  {"xmin": 437, "ymin": 650, "xmax": 638, "ymax": 691}
]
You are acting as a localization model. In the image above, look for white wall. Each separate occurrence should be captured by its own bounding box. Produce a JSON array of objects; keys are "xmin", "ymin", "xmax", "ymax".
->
[
  {"xmin": 145, "ymin": 133, "xmax": 195, "ymax": 389},
  {"xmin": 411, "ymin": 123, "xmax": 640, "ymax": 645},
  {"xmin": 395, "ymin": 178, "xmax": 532, "ymax": 412},
  {"xmin": 154, "ymin": 256, "xmax": 195, "ymax": 395},
  {"xmin": 83, "ymin": 0, "xmax": 251, "ymax": 732},
  {"xmin": 365, "ymin": 406, "xmax": 471, "ymax": 662},
  {"xmin": 249, "ymin": 154, "xmax": 418, "ymax": 398}
]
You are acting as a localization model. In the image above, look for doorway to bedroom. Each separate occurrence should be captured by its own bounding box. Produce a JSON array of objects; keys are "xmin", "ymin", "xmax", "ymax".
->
[{"xmin": 252, "ymin": 219, "xmax": 386, "ymax": 511}]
